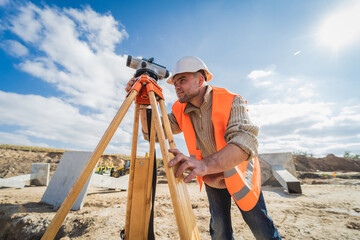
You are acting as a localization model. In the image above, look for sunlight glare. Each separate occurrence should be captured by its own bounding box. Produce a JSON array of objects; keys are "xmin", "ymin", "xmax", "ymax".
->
[{"xmin": 317, "ymin": 2, "xmax": 360, "ymax": 51}]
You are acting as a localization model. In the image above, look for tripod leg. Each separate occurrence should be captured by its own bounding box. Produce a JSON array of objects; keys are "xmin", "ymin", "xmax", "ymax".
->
[
  {"xmin": 41, "ymin": 90, "xmax": 138, "ymax": 240},
  {"xmin": 124, "ymin": 103, "xmax": 140, "ymax": 238},
  {"xmin": 148, "ymin": 92, "xmax": 200, "ymax": 240},
  {"xmin": 159, "ymin": 99, "xmax": 200, "ymax": 238},
  {"xmin": 125, "ymin": 104, "xmax": 154, "ymax": 240},
  {"xmin": 144, "ymin": 110, "xmax": 156, "ymax": 237}
]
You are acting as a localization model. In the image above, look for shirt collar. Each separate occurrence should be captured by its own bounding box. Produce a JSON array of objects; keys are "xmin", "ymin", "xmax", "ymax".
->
[{"xmin": 184, "ymin": 85, "xmax": 213, "ymax": 114}]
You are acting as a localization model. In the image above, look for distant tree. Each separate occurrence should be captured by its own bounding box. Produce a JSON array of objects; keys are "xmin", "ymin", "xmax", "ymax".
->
[{"xmin": 344, "ymin": 151, "xmax": 360, "ymax": 160}]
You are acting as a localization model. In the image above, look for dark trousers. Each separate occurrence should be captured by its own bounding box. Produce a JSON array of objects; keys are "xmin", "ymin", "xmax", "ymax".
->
[{"xmin": 205, "ymin": 184, "xmax": 281, "ymax": 240}]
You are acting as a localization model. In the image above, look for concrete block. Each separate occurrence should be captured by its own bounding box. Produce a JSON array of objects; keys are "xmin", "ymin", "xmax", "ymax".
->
[
  {"xmin": 41, "ymin": 151, "xmax": 94, "ymax": 210},
  {"xmin": 0, "ymin": 163, "xmax": 50, "ymax": 188},
  {"xmin": 31, "ymin": 163, "xmax": 50, "ymax": 186},
  {"xmin": 259, "ymin": 152, "xmax": 297, "ymax": 185},
  {"xmin": 258, "ymin": 152, "xmax": 302, "ymax": 194},
  {"xmin": 259, "ymin": 158, "xmax": 275, "ymax": 186},
  {"xmin": 91, "ymin": 174, "xmax": 129, "ymax": 190},
  {"xmin": 272, "ymin": 165, "xmax": 302, "ymax": 194}
]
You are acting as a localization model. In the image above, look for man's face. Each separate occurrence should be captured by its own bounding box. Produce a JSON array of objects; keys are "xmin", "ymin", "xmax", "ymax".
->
[{"xmin": 172, "ymin": 72, "xmax": 201, "ymax": 103}]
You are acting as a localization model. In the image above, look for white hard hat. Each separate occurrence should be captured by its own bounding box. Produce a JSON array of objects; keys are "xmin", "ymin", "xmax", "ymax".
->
[{"xmin": 166, "ymin": 56, "xmax": 213, "ymax": 85}]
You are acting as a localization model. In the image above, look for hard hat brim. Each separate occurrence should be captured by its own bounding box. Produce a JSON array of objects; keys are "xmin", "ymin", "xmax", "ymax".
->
[{"xmin": 166, "ymin": 70, "xmax": 213, "ymax": 85}]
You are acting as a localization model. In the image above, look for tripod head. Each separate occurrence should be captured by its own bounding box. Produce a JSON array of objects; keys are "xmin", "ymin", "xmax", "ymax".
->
[{"xmin": 126, "ymin": 55, "xmax": 170, "ymax": 81}]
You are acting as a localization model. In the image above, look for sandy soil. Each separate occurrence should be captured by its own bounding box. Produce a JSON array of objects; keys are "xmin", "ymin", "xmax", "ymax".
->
[
  {"xmin": 1, "ymin": 180, "xmax": 360, "ymax": 240},
  {"xmin": 1, "ymin": 147, "xmax": 360, "ymax": 239}
]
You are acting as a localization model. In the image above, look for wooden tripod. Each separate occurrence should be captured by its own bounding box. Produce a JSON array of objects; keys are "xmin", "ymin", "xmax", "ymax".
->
[{"xmin": 41, "ymin": 74, "xmax": 200, "ymax": 240}]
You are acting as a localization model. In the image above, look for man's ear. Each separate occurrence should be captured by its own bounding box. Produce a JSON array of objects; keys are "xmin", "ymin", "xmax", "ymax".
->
[{"xmin": 198, "ymin": 74, "xmax": 205, "ymax": 86}]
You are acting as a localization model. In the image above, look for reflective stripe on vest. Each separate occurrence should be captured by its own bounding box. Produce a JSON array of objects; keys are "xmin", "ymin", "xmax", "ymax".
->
[
  {"xmin": 172, "ymin": 86, "xmax": 261, "ymax": 211},
  {"xmin": 225, "ymin": 159, "xmax": 254, "ymax": 200}
]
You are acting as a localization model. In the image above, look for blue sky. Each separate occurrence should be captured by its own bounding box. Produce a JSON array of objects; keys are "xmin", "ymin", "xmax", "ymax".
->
[{"xmin": 0, "ymin": 0, "xmax": 359, "ymax": 157}]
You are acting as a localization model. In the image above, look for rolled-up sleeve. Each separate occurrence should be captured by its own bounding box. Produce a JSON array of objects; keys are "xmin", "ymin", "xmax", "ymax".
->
[
  {"xmin": 167, "ymin": 111, "xmax": 182, "ymax": 134},
  {"xmin": 224, "ymin": 96, "xmax": 259, "ymax": 161}
]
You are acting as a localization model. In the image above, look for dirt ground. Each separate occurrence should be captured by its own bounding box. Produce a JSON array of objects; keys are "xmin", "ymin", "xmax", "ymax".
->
[{"xmin": 1, "ymin": 146, "xmax": 360, "ymax": 239}]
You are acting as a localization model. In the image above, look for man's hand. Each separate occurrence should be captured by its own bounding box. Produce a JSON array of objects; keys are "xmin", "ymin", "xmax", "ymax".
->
[
  {"xmin": 168, "ymin": 148, "xmax": 208, "ymax": 183},
  {"xmin": 125, "ymin": 77, "xmax": 136, "ymax": 93}
]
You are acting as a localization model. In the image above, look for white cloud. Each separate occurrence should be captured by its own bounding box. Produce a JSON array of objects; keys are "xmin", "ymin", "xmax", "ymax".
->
[
  {"xmin": 309, "ymin": 105, "xmax": 360, "ymax": 130},
  {"xmin": 250, "ymin": 102, "xmax": 332, "ymax": 127},
  {"xmin": 9, "ymin": 3, "xmax": 43, "ymax": 43},
  {"xmin": 0, "ymin": 40, "xmax": 28, "ymax": 57},
  {"xmin": 297, "ymin": 83, "xmax": 316, "ymax": 98},
  {"xmin": 65, "ymin": 6, "xmax": 128, "ymax": 52},
  {"xmin": 294, "ymin": 51, "xmax": 301, "ymax": 56},
  {"xmin": 249, "ymin": 102, "xmax": 360, "ymax": 156},
  {"xmin": 248, "ymin": 69, "xmax": 274, "ymax": 80},
  {"xmin": 249, "ymin": 67, "xmax": 318, "ymax": 103},
  {"xmin": 7, "ymin": 3, "xmax": 133, "ymax": 111},
  {"xmin": 247, "ymin": 67, "xmax": 275, "ymax": 88},
  {"xmin": 0, "ymin": 131, "xmax": 37, "ymax": 147},
  {"xmin": 0, "ymin": 90, "xmax": 135, "ymax": 152},
  {"xmin": 246, "ymin": 64, "xmax": 359, "ymax": 156}
]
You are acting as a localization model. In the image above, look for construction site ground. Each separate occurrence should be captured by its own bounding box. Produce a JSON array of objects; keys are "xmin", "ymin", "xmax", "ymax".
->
[{"xmin": 1, "ymin": 146, "xmax": 360, "ymax": 239}]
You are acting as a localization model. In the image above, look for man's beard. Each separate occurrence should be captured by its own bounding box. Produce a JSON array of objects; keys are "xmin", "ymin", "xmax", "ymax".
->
[{"xmin": 178, "ymin": 89, "xmax": 200, "ymax": 103}]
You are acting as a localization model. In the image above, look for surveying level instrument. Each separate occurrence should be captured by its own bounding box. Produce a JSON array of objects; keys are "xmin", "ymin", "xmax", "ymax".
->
[
  {"xmin": 126, "ymin": 55, "xmax": 170, "ymax": 80},
  {"xmin": 41, "ymin": 56, "xmax": 200, "ymax": 240}
]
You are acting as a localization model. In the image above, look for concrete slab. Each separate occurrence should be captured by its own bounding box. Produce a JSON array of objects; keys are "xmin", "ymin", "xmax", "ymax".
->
[
  {"xmin": 41, "ymin": 151, "xmax": 94, "ymax": 210},
  {"xmin": 91, "ymin": 174, "xmax": 129, "ymax": 190},
  {"xmin": 31, "ymin": 163, "xmax": 50, "ymax": 186},
  {"xmin": 0, "ymin": 175, "xmax": 28, "ymax": 188}
]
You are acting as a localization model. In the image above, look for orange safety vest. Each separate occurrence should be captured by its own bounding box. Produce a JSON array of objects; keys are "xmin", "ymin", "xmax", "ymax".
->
[{"xmin": 172, "ymin": 86, "xmax": 261, "ymax": 211}]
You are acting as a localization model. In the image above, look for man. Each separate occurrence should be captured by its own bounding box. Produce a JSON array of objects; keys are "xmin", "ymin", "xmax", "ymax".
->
[{"xmin": 126, "ymin": 56, "xmax": 281, "ymax": 240}]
